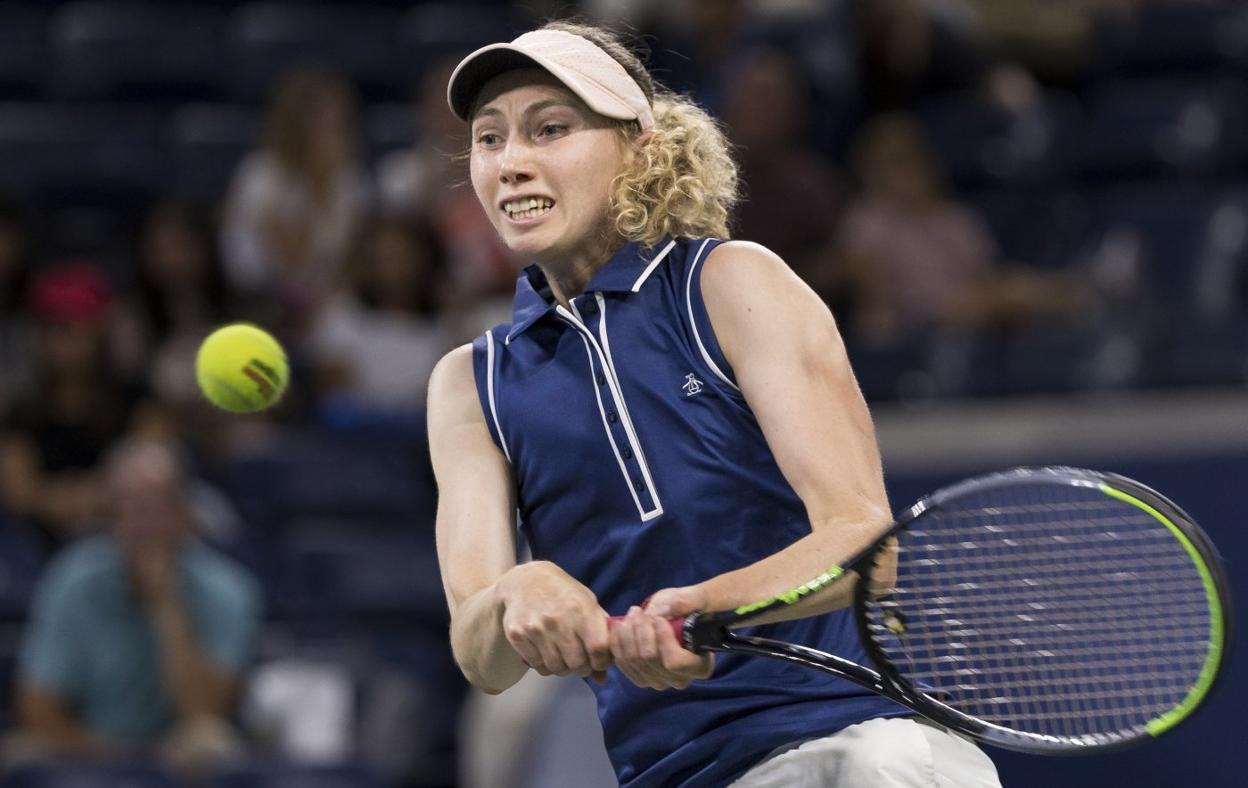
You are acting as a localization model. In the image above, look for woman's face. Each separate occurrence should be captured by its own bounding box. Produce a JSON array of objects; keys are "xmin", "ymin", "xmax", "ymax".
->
[{"xmin": 469, "ymin": 69, "xmax": 629, "ymax": 264}]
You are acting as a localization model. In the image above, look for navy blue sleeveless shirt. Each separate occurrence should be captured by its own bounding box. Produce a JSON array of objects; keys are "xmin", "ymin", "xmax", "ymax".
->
[{"xmin": 472, "ymin": 237, "xmax": 904, "ymax": 787}]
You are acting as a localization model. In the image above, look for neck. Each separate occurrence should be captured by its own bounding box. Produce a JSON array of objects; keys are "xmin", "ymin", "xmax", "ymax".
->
[{"xmin": 536, "ymin": 234, "xmax": 626, "ymax": 309}]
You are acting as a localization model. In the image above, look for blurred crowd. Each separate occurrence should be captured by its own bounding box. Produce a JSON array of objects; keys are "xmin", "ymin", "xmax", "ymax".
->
[{"xmin": 1, "ymin": 1, "xmax": 1247, "ymax": 787}]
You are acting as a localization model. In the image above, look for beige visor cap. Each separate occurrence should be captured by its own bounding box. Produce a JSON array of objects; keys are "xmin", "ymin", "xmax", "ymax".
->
[{"xmin": 447, "ymin": 29, "xmax": 655, "ymax": 131}]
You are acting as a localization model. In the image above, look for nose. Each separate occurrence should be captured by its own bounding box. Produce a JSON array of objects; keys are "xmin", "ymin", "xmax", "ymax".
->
[{"xmin": 498, "ymin": 138, "xmax": 535, "ymax": 186}]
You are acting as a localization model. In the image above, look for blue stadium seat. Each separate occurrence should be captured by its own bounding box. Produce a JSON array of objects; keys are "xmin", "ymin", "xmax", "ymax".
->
[
  {"xmin": 0, "ymin": 764, "xmax": 178, "ymax": 788},
  {"xmin": 49, "ymin": 2, "xmax": 226, "ymax": 102},
  {"xmin": 209, "ymin": 761, "xmax": 385, "ymax": 788},
  {"xmin": 964, "ymin": 187, "xmax": 1093, "ymax": 269},
  {"xmin": 397, "ymin": 3, "xmax": 534, "ymax": 69},
  {"xmin": 1075, "ymin": 78, "xmax": 1248, "ymax": 182},
  {"xmin": 0, "ymin": 5, "xmax": 50, "ymax": 99},
  {"xmin": 224, "ymin": 3, "xmax": 404, "ymax": 102},
  {"xmin": 917, "ymin": 92, "xmax": 1078, "ymax": 190},
  {"xmin": 270, "ymin": 517, "xmax": 443, "ymax": 619},
  {"xmin": 363, "ymin": 103, "xmax": 417, "ymax": 163},
  {"xmin": 165, "ymin": 103, "xmax": 263, "ymax": 199},
  {"xmin": 0, "ymin": 103, "xmax": 166, "ymax": 204},
  {"xmin": 221, "ymin": 428, "xmax": 434, "ymax": 530},
  {"xmin": 1100, "ymin": 1, "xmax": 1239, "ymax": 76},
  {"xmin": 0, "ymin": 525, "xmax": 43, "ymax": 619}
]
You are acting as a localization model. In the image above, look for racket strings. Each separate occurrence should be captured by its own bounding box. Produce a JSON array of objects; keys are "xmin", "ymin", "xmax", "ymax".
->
[{"xmin": 863, "ymin": 483, "xmax": 1215, "ymax": 746}]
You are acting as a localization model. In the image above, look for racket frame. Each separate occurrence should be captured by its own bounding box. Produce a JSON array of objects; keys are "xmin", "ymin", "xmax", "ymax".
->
[{"xmin": 678, "ymin": 467, "xmax": 1233, "ymax": 755}]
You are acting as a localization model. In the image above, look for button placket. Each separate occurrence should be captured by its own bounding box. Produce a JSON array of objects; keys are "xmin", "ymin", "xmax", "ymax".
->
[{"xmin": 557, "ymin": 302, "xmax": 661, "ymax": 521}]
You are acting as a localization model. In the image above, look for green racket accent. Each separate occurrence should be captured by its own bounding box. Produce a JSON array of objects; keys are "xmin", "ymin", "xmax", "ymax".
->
[
  {"xmin": 1098, "ymin": 483, "xmax": 1226, "ymax": 736},
  {"xmin": 733, "ymin": 566, "xmax": 846, "ymax": 616}
]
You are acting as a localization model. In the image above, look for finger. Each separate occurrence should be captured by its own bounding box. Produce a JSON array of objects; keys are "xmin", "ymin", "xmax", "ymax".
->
[
  {"xmin": 656, "ymin": 618, "xmax": 713, "ymax": 681},
  {"xmin": 634, "ymin": 610, "xmax": 659, "ymax": 662},
  {"xmin": 535, "ymin": 634, "xmax": 569, "ymax": 676},
  {"xmin": 503, "ymin": 625, "xmax": 546, "ymax": 674},
  {"xmin": 583, "ymin": 614, "xmax": 612, "ymax": 673},
  {"xmin": 555, "ymin": 637, "xmax": 592, "ymax": 677},
  {"xmin": 612, "ymin": 611, "xmax": 664, "ymax": 689}
]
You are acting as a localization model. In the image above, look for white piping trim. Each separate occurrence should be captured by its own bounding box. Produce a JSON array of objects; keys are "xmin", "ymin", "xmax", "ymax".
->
[
  {"xmin": 685, "ymin": 239, "xmax": 740, "ymax": 391},
  {"xmin": 630, "ymin": 238, "xmax": 678, "ymax": 292},
  {"xmin": 484, "ymin": 330, "xmax": 512, "ymax": 462},
  {"xmin": 571, "ymin": 330, "xmax": 651, "ymax": 520},
  {"xmin": 556, "ymin": 304, "xmax": 662, "ymax": 521},
  {"xmin": 595, "ymin": 294, "xmax": 663, "ymax": 518}
]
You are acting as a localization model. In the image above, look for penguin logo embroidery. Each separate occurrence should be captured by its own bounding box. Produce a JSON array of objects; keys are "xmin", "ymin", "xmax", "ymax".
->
[{"xmin": 682, "ymin": 373, "xmax": 704, "ymax": 397}]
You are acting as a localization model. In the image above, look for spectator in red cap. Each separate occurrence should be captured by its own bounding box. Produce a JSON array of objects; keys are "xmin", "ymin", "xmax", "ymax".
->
[{"xmin": 0, "ymin": 261, "xmax": 166, "ymax": 554}]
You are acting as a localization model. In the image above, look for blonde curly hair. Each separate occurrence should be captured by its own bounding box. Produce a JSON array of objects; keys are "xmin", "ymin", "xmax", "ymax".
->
[{"xmin": 513, "ymin": 21, "xmax": 740, "ymax": 248}]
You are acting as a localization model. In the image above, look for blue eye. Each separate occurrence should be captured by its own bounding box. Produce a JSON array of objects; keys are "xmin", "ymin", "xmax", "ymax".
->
[
  {"xmin": 476, "ymin": 132, "xmax": 501, "ymax": 147},
  {"xmin": 539, "ymin": 123, "xmax": 566, "ymax": 137}
]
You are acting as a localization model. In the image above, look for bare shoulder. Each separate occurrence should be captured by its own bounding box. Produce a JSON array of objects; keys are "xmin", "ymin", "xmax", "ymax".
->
[
  {"xmin": 701, "ymin": 240, "xmax": 833, "ymax": 335},
  {"xmin": 427, "ymin": 343, "xmax": 482, "ymax": 430},
  {"xmin": 702, "ymin": 240, "xmax": 800, "ymax": 292}
]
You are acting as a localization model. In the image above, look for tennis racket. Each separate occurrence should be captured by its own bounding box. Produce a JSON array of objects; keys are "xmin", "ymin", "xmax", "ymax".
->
[{"xmin": 659, "ymin": 467, "xmax": 1232, "ymax": 755}]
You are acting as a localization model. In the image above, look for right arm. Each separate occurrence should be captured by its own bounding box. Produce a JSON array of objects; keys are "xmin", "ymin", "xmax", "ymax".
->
[
  {"xmin": 15, "ymin": 685, "xmax": 111, "ymax": 758},
  {"xmin": 428, "ymin": 345, "xmax": 611, "ymax": 694}
]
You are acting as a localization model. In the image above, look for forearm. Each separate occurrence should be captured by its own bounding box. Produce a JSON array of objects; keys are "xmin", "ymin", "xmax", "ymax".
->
[
  {"xmin": 17, "ymin": 688, "xmax": 112, "ymax": 758},
  {"xmin": 450, "ymin": 582, "xmax": 529, "ymax": 694},
  {"xmin": 697, "ymin": 512, "xmax": 891, "ymax": 626},
  {"xmin": 150, "ymin": 598, "xmax": 236, "ymax": 719}
]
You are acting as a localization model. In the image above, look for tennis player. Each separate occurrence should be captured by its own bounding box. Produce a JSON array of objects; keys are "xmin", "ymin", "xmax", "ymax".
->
[{"xmin": 428, "ymin": 21, "xmax": 1002, "ymax": 787}]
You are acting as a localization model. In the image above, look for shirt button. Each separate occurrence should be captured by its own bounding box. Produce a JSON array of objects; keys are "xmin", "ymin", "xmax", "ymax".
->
[
  {"xmin": 634, "ymin": 479, "xmax": 646, "ymax": 493},
  {"xmin": 596, "ymin": 373, "xmax": 606, "ymax": 386},
  {"xmin": 622, "ymin": 447, "xmax": 633, "ymax": 460},
  {"xmin": 607, "ymin": 410, "xmax": 618, "ymax": 423}
]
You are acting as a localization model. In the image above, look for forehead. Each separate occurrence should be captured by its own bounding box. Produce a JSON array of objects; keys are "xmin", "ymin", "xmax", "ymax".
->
[{"xmin": 471, "ymin": 68, "xmax": 590, "ymax": 123}]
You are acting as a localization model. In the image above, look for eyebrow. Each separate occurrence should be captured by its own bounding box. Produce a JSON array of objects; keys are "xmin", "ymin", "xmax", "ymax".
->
[{"xmin": 473, "ymin": 98, "xmax": 579, "ymax": 125}]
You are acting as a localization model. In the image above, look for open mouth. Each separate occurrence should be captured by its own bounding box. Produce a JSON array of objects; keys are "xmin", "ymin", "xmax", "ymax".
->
[{"xmin": 502, "ymin": 197, "xmax": 555, "ymax": 221}]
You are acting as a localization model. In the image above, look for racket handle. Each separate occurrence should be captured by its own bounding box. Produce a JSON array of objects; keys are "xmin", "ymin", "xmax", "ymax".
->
[{"xmin": 607, "ymin": 614, "xmax": 689, "ymax": 646}]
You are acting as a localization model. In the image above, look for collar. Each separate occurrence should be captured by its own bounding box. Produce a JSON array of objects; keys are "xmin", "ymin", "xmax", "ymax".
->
[{"xmin": 505, "ymin": 238, "xmax": 678, "ymax": 342}]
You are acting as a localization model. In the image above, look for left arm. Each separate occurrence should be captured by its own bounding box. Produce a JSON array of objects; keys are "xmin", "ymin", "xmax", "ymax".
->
[
  {"xmin": 611, "ymin": 241, "xmax": 892, "ymax": 687},
  {"xmin": 671, "ymin": 241, "xmax": 892, "ymax": 616}
]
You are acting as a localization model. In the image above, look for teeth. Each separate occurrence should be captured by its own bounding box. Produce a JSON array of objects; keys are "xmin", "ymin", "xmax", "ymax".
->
[{"xmin": 504, "ymin": 197, "xmax": 554, "ymax": 218}]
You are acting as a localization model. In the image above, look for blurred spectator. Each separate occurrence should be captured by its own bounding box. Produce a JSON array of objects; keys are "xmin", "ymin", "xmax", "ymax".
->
[
  {"xmin": 0, "ymin": 263, "xmax": 167, "ymax": 553},
  {"xmin": 220, "ymin": 64, "xmax": 371, "ymax": 340},
  {"xmin": 838, "ymin": 113, "xmax": 1073, "ymax": 345},
  {"xmin": 6, "ymin": 438, "xmax": 261, "ymax": 776},
  {"xmin": 647, "ymin": 0, "xmax": 752, "ymax": 114},
  {"xmin": 722, "ymin": 47, "xmax": 846, "ymax": 303},
  {"xmin": 376, "ymin": 57, "xmax": 520, "ymax": 317},
  {"xmin": 962, "ymin": 0, "xmax": 1132, "ymax": 85},
  {"xmin": 0, "ymin": 196, "xmax": 35, "ymax": 414},
  {"xmin": 858, "ymin": 0, "xmax": 990, "ymax": 114},
  {"xmin": 308, "ymin": 215, "xmax": 452, "ymax": 425},
  {"xmin": 117, "ymin": 200, "xmax": 241, "ymax": 457}
]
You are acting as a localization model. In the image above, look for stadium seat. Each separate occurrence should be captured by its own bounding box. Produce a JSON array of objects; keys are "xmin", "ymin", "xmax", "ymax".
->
[
  {"xmin": 1100, "ymin": 1, "xmax": 1240, "ymax": 76},
  {"xmin": 363, "ymin": 102, "xmax": 418, "ymax": 163},
  {"xmin": 221, "ymin": 429, "xmax": 434, "ymax": 533},
  {"xmin": 270, "ymin": 517, "xmax": 443, "ymax": 620},
  {"xmin": 0, "ymin": 5, "xmax": 50, "ymax": 99},
  {"xmin": 223, "ymin": 3, "xmax": 405, "ymax": 102},
  {"xmin": 0, "ymin": 103, "xmax": 166, "ymax": 205},
  {"xmin": 0, "ymin": 525, "xmax": 43, "ymax": 619},
  {"xmin": 209, "ymin": 760, "xmax": 385, "ymax": 788},
  {"xmin": 48, "ymin": 2, "xmax": 226, "ymax": 102},
  {"xmin": 0, "ymin": 764, "xmax": 178, "ymax": 788},
  {"xmin": 165, "ymin": 103, "xmax": 263, "ymax": 199},
  {"xmin": 917, "ymin": 92, "xmax": 1078, "ymax": 190},
  {"xmin": 1075, "ymin": 78, "xmax": 1248, "ymax": 182},
  {"xmin": 396, "ymin": 3, "xmax": 534, "ymax": 70}
]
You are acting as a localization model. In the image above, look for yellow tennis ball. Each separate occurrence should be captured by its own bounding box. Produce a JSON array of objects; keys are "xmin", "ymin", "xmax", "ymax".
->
[{"xmin": 195, "ymin": 323, "xmax": 289, "ymax": 413}]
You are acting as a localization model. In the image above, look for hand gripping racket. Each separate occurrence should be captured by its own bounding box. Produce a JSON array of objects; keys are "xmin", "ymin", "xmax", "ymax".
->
[{"xmin": 661, "ymin": 467, "xmax": 1232, "ymax": 754}]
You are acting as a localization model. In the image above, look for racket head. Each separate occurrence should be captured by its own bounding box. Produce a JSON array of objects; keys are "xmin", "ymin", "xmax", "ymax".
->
[{"xmin": 855, "ymin": 466, "xmax": 1232, "ymax": 754}]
